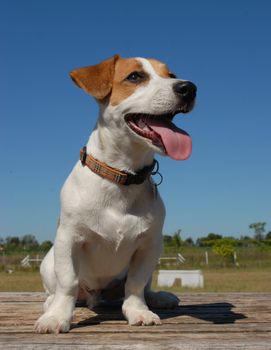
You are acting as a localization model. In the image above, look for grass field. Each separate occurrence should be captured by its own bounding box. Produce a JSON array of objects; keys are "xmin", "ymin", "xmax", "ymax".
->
[
  {"xmin": 0, "ymin": 268, "xmax": 270, "ymax": 293},
  {"xmin": 153, "ymin": 269, "xmax": 271, "ymax": 293},
  {"xmin": 1, "ymin": 246, "xmax": 270, "ymax": 293}
]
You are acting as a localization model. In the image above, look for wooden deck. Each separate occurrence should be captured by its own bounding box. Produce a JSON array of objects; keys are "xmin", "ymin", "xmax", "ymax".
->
[{"xmin": 0, "ymin": 292, "xmax": 270, "ymax": 349}]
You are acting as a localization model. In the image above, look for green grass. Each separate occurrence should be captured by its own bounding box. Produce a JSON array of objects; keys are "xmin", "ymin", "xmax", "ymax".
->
[
  {"xmin": 1, "ymin": 246, "xmax": 270, "ymax": 293},
  {"xmin": 153, "ymin": 268, "xmax": 271, "ymax": 293},
  {"xmin": 0, "ymin": 268, "xmax": 270, "ymax": 293},
  {"xmin": 0, "ymin": 271, "xmax": 43, "ymax": 292}
]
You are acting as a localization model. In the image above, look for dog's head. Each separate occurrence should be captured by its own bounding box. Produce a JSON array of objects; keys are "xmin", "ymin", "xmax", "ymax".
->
[{"xmin": 70, "ymin": 55, "xmax": 196, "ymax": 160}]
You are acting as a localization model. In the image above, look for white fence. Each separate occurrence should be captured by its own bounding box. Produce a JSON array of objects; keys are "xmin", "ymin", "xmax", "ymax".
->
[
  {"xmin": 21, "ymin": 255, "xmax": 43, "ymax": 267},
  {"xmin": 159, "ymin": 253, "xmax": 186, "ymax": 264}
]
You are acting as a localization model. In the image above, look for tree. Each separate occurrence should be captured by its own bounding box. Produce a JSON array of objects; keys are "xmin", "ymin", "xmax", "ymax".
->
[
  {"xmin": 6, "ymin": 236, "xmax": 21, "ymax": 246},
  {"xmin": 212, "ymin": 238, "xmax": 235, "ymax": 266},
  {"xmin": 249, "ymin": 222, "xmax": 266, "ymax": 241},
  {"xmin": 196, "ymin": 233, "xmax": 222, "ymax": 247},
  {"xmin": 185, "ymin": 237, "xmax": 194, "ymax": 246},
  {"xmin": 40, "ymin": 240, "xmax": 53, "ymax": 252},
  {"xmin": 172, "ymin": 229, "xmax": 182, "ymax": 248},
  {"xmin": 21, "ymin": 234, "xmax": 39, "ymax": 249},
  {"xmin": 266, "ymin": 231, "xmax": 271, "ymax": 240},
  {"xmin": 206, "ymin": 233, "xmax": 222, "ymax": 240},
  {"xmin": 240, "ymin": 235, "xmax": 251, "ymax": 241},
  {"xmin": 163, "ymin": 235, "xmax": 173, "ymax": 246}
]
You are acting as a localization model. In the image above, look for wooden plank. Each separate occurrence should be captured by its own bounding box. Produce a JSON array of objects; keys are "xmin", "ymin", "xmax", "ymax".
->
[
  {"xmin": 0, "ymin": 332, "xmax": 270, "ymax": 350},
  {"xmin": 0, "ymin": 293, "xmax": 270, "ymax": 349},
  {"xmin": 0, "ymin": 292, "xmax": 270, "ymax": 305}
]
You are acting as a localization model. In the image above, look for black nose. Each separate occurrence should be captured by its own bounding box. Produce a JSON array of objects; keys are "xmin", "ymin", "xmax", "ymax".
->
[{"xmin": 173, "ymin": 81, "xmax": 197, "ymax": 101}]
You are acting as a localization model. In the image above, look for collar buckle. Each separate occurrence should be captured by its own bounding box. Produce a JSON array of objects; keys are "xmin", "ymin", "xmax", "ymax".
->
[{"xmin": 151, "ymin": 159, "xmax": 163, "ymax": 186}]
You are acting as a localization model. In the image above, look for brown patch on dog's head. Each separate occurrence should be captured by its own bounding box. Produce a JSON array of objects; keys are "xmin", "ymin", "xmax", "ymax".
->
[
  {"xmin": 148, "ymin": 58, "xmax": 175, "ymax": 79},
  {"xmin": 70, "ymin": 56, "xmax": 152, "ymax": 105},
  {"xmin": 109, "ymin": 58, "xmax": 150, "ymax": 106},
  {"xmin": 70, "ymin": 55, "xmax": 120, "ymax": 100}
]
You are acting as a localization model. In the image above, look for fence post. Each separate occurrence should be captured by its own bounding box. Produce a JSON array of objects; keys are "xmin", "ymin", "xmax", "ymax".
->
[
  {"xmin": 205, "ymin": 251, "xmax": 209, "ymax": 266},
  {"xmin": 233, "ymin": 251, "xmax": 238, "ymax": 266}
]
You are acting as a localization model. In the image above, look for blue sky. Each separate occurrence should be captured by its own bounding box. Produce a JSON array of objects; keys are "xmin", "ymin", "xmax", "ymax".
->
[{"xmin": 1, "ymin": 0, "xmax": 271, "ymax": 242}]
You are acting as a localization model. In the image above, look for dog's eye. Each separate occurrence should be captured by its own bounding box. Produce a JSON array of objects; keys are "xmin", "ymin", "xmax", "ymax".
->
[
  {"xmin": 126, "ymin": 71, "xmax": 146, "ymax": 83},
  {"xmin": 169, "ymin": 72, "xmax": 177, "ymax": 79}
]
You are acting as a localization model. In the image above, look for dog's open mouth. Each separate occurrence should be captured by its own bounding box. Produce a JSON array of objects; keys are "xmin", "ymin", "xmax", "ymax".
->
[{"xmin": 125, "ymin": 113, "xmax": 192, "ymax": 160}]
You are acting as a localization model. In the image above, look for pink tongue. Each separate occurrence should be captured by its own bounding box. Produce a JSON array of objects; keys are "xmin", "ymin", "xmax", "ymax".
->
[{"xmin": 145, "ymin": 118, "xmax": 192, "ymax": 160}]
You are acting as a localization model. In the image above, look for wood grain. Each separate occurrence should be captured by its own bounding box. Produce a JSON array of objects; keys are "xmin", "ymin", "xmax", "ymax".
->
[{"xmin": 0, "ymin": 293, "xmax": 270, "ymax": 349}]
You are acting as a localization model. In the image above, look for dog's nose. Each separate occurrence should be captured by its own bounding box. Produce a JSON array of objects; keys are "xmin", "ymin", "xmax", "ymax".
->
[{"xmin": 173, "ymin": 81, "xmax": 197, "ymax": 101}]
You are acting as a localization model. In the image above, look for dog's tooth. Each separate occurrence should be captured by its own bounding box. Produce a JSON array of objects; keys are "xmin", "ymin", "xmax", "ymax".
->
[{"xmin": 138, "ymin": 119, "xmax": 146, "ymax": 128}]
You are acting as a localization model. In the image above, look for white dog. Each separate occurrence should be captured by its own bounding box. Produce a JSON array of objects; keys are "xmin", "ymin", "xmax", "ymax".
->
[{"xmin": 35, "ymin": 55, "xmax": 196, "ymax": 333}]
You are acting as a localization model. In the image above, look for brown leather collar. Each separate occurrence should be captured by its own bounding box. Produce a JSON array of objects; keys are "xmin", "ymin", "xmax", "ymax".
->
[{"xmin": 80, "ymin": 147, "xmax": 157, "ymax": 185}]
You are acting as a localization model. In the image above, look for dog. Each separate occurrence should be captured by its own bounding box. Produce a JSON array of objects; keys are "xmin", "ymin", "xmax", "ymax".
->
[{"xmin": 35, "ymin": 55, "xmax": 196, "ymax": 333}]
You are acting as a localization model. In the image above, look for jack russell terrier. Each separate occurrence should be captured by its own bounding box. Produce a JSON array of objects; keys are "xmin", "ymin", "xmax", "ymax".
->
[{"xmin": 35, "ymin": 55, "xmax": 197, "ymax": 333}]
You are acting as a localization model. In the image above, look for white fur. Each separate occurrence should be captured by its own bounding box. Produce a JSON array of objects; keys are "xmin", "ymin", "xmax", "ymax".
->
[{"xmin": 35, "ymin": 58, "xmax": 181, "ymax": 334}]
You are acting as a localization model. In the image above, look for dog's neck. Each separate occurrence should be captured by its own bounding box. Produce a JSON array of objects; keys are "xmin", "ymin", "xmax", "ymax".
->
[
  {"xmin": 86, "ymin": 129, "xmax": 154, "ymax": 173},
  {"xmin": 86, "ymin": 113, "xmax": 155, "ymax": 174}
]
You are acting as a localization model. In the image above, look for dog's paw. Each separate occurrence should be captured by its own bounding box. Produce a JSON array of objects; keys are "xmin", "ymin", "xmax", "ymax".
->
[
  {"xmin": 145, "ymin": 291, "xmax": 180, "ymax": 309},
  {"xmin": 125, "ymin": 309, "xmax": 162, "ymax": 326},
  {"xmin": 34, "ymin": 313, "xmax": 71, "ymax": 334}
]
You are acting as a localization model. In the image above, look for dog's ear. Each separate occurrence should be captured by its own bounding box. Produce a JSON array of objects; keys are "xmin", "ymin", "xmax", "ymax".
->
[{"xmin": 69, "ymin": 55, "xmax": 120, "ymax": 100}]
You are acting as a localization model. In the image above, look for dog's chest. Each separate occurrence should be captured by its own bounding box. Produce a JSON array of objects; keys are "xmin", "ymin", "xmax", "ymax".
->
[
  {"xmin": 96, "ymin": 205, "xmax": 154, "ymax": 243},
  {"xmin": 79, "ymin": 219, "xmax": 149, "ymax": 287},
  {"xmin": 73, "ymin": 170, "xmax": 165, "ymax": 240}
]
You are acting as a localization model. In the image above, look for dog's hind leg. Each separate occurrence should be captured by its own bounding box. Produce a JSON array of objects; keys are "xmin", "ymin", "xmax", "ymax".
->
[{"xmin": 145, "ymin": 277, "xmax": 180, "ymax": 309}]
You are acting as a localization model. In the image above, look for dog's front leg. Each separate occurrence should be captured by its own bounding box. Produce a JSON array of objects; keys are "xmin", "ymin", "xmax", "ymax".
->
[
  {"xmin": 122, "ymin": 240, "xmax": 162, "ymax": 326},
  {"xmin": 35, "ymin": 225, "xmax": 80, "ymax": 334}
]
